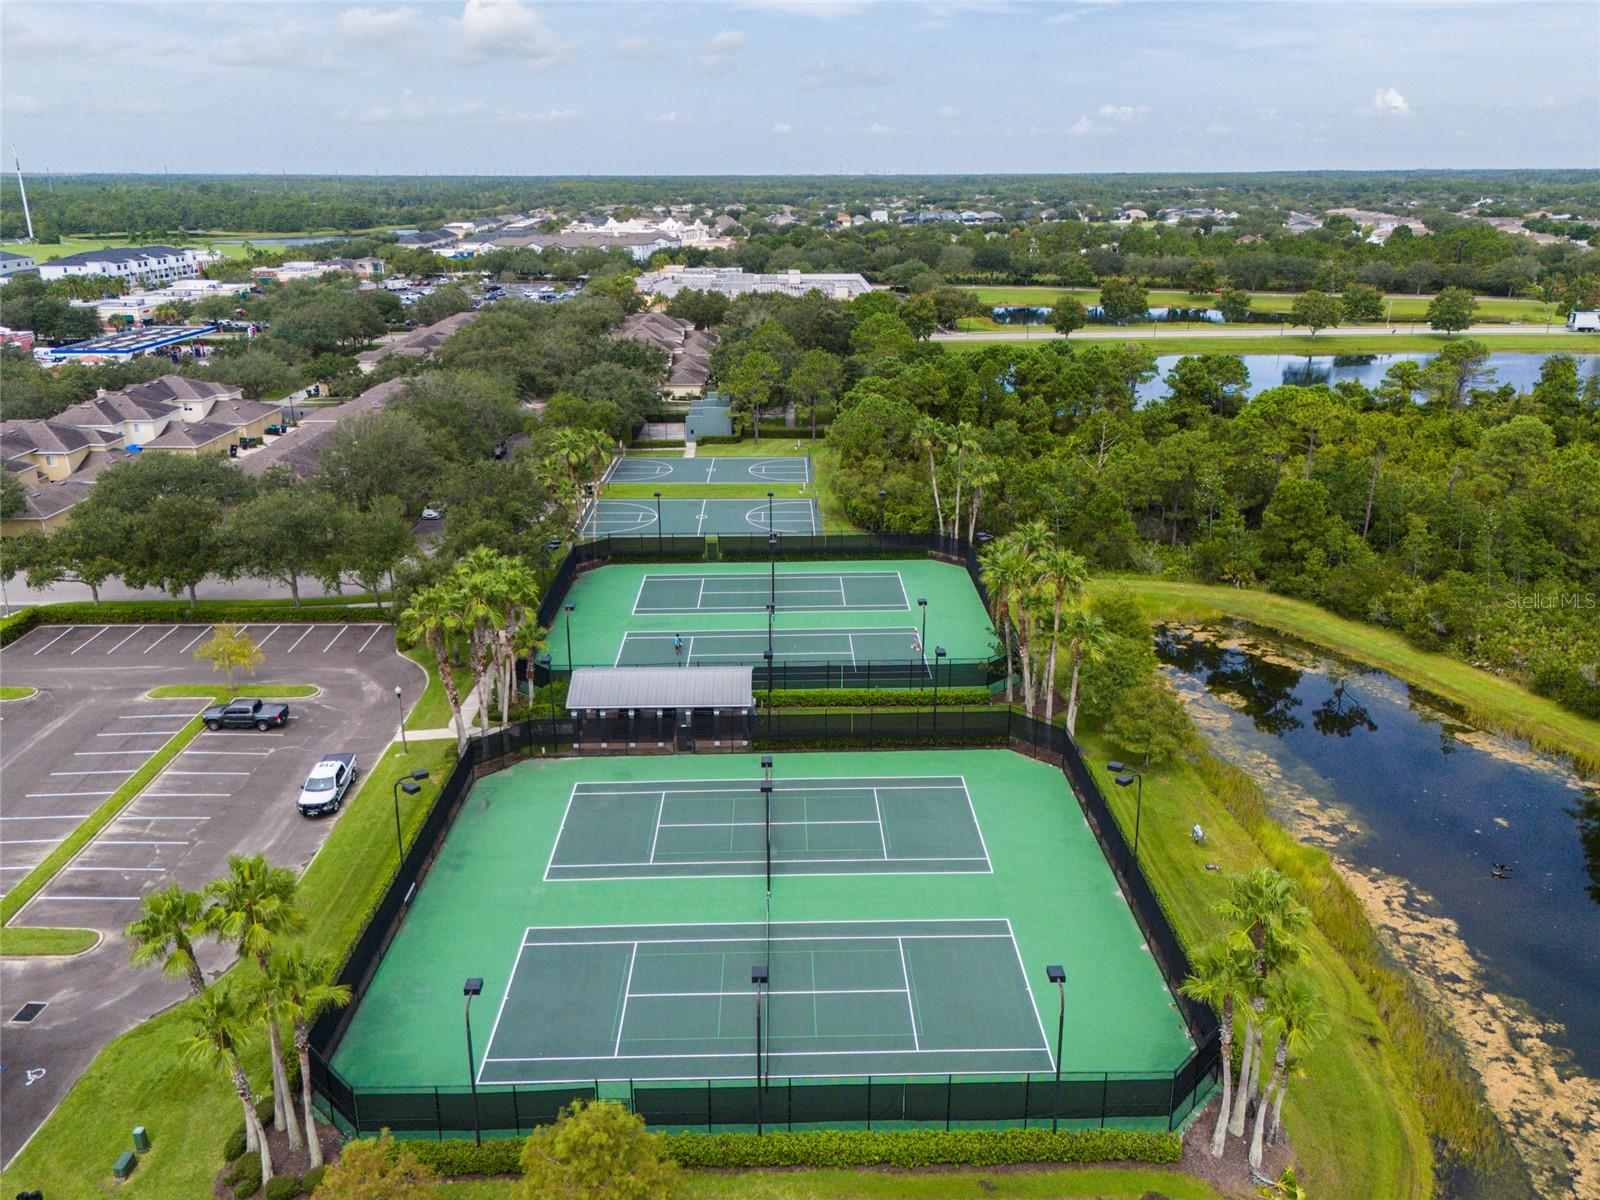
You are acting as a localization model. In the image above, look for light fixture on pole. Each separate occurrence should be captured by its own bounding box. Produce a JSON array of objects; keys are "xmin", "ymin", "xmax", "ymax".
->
[
  {"xmin": 917, "ymin": 598, "xmax": 928, "ymax": 659},
  {"xmin": 653, "ymin": 490, "xmax": 662, "ymax": 551},
  {"xmin": 760, "ymin": 780, "xmax": 774, "ymax": 898},
  {"xmin": 766, "ymin": 490, "xmax": 775, "ymax": 531},
  {"xmin": 391, "ymin": 769, "xmax": 428, "ymax": 864},
  {"xmin": 538, "ymin": 653, "xmax": 556, "ymax": 745},
  {"xmin": 1046, "ymin": 964, "xmax": 1066, "ymax": 1132},
  {"xmin": 394, "ymin": 685, "xmax": 408, "ymax": 752},
  {"xmin": 933, "ymin": 646, "xmax": 947, "ymax": 718},
  {"xmin": 563, "ymin": 604, "xmax": 575, "ymax": 672},
  {"xmin": 463, "ymin": 977, "xmax": 484, "ymax": 1146},
  {"xmin": 751, "ymin": 964, "xmax": 768, "ymax": 1135},
  {"xmin": 768, "ymin": 532, "xmax": 778, "ymax": 608},
  {"xmin": 1107, "ymin": 761, "xmax": 1145, "ymax": 861}
]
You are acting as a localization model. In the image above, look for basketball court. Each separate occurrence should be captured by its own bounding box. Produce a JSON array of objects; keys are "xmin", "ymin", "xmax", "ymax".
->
[{"xmin": 607, "ymin": 457, "xmax": 813, "ymax": 486}]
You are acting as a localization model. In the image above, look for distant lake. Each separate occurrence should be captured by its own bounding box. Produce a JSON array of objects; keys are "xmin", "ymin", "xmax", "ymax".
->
[
  {"xmin": 1134, "ymin": 352, "xmax": 1600, "ymax": 403},
  {"xmin": 208, "ymin": 235, "xmax": 342, "ymax": 247}
]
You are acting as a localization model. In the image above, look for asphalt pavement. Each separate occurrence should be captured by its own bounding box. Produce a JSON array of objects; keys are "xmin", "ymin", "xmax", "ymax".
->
[{"xmin": 0, "ymin": 621, "xmax": 420, "ymax": 1165}]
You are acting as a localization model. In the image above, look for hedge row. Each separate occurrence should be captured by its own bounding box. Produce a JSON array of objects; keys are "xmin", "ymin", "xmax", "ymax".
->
[
  {"xmin": 762, "ymin": 688, "xmax": 991, "ymax": 709},
  {"xmin": 629, "ymin": 438, "xmax": 687, "ymax": 449},
  {"xmin": 0, "ymin": 601, "xmax": 385, "ymax": 646},
  {"xmin": 400, "ymin": 1126, "xmax": 1179, "ymax": 1175},
  {"xmin": 752, "ymin": 735, "xmax": 1009, "ymax": 752}
]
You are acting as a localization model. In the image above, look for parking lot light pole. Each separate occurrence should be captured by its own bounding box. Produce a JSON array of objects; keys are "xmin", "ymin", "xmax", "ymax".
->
[
  {"xmin": 563, "ymin": 604, "xmax": 575, "ymax": 673},
  {"xmin": 1107, "ymin": 761, "xmax": 1145, "ymax": 862},
  {"xmin": 752, "ymin": 965, "xmax": 768, "ymax": 1134},
  {"xmin": 463, "ymin": 977, "xmax": 484, "ymax": 1146},
  {"xmin": 654, "ymin": 491, "xmax": 662, "ymax": 551},
  {"xmin": 1046, "ymin": 965, "xmax": 1066, "ymax": 1132},
  {"xmin": 394, "ymin": 685, "xmax": 408, "ymax": 752},
  {"xmin": 391, "ymin": 769, "xmax": 429, "ymax": 864}
]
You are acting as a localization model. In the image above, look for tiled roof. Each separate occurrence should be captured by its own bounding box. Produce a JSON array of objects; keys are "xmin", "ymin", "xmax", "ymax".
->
[{"xmin": 238, "ymin": 378, "xmax": 411, "ymax": 479}]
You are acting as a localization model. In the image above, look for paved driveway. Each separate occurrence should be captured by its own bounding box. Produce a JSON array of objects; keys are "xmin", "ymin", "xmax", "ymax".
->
[{"xmin": 0, "ymin": 621, "xmax": 422, "ymax": 1165}]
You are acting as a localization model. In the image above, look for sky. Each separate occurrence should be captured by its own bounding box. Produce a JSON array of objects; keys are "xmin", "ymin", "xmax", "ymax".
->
[{"xmin": 2, "ymin": 0, "xmax": 1597, "ymax": 176}]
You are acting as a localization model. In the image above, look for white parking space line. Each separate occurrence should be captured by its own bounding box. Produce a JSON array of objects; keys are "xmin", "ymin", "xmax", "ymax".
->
[
  {"xmin": 256, "ymin": 625, "xmax": 281, "ymax": 646},
  {"xmin": 105, "ymin": 629, "xmax": 143, "ymax": 654},
  {"xmin": 25, "ymin": 791, "xmax": 115, "ymax": 798},
  {"xmin": 98, "ymin": 840, "xmax": 190, "ymax": 847},
  {"xmin": 323, "ymin": 625, "xmax": 349, "ymax": 652},
  {"xmin": 143, "ymin": 626, "xmax": 179, "ymax": 654},
  {"xmin": 179, "ymin": 626, "xmax": 214, "ymax": 653},
  {"xmin": 76, "ymin": 751, "xmax": 153, "ymax": 756},
  {"xmin": 66, "ymin": 865, "xmax": 167, "ymax": 873},
  {"xmin": 0, "ymin": 839, "xmax": 57, "ymax": 846},
  {"xmin": 97, "ymin": 731, "xmax": 182, "ymax": 737},
  {"xmin": 161, "ymin": 770, "xmax": 249, "ymax": 776},
  {"xmin": 69, "ymin": 627, "xmax": 111, "ymax": 654},
  {"xmin": 114, "ymin": 815, "xmax": 210, "ymax": 821},
  {"xmin": 51, "ymin": 770, "xmax": 130, "ymax": 776},
  {"xmin": 1, "ymin": 814, "xmax": 92, "ymax": 821},
  {"xmin": 182, "ymin": 750, "xmax": 271, "ymax": 756},
  {"xmin": 32, "ymin": 627, "xmax": 76, "ymax": 655},
  {"xmin": 118, "ymin": 714, "xmax": 195, "ymax": 720},
  {"xmin": 38, "ymin": 895, "xmax": 144, "ymax": 902},
  {"xmin": 358, "ymin": 625, "xmax": 383, "ymax": 652},
  {"xmin": 141, "ymin": 792, "xmax": 231, "ymax": 798},
  {"xmin": 287, "ymin": 627, "xmax": 315, "ymax": 653}
]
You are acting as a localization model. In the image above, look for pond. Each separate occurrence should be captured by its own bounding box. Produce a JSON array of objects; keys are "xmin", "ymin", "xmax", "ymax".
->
[
  {"xmin": 1157, "ymin": 624, "xmax": 1599, "ymax": 1193},
  {"xmin": 207, "ymin": 235, "xmax": 343, "ymax": 247},
  {"xmin": 1133, "ymin": 351, "xmax": 1600, "ymax": 403}
]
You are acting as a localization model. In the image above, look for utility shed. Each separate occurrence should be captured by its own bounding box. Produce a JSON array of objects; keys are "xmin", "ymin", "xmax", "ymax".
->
[{"xmin": 565, "ymin": 667, "xmax": 754, "ymax": 751}]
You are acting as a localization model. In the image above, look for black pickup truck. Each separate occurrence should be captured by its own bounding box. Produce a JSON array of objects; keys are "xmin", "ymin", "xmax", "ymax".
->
[{"xmin": 201, "ymin": 697, "xmax": 290, "ymax": 731}]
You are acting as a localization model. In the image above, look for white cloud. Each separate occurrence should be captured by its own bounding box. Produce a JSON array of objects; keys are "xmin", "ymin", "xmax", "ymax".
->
[
  {"xmin": 5, "ymin": 93, "xmax": 42, "ymax": 115},
  {"xmin": 646, "ymin": 111, "xmax": 690, "ymax": 126},
  {"xmin": 863, "ymin": 121, "xmax": 899, "ymax": 136},
  {"xmin": 338, "ymin": 93, "xmax": 576, "ymax": 126},
  {"xmin": 1204, "ymin": 121, "xmax": 1234, "ymax": 136},
  {"xmin": 208, "ymin": 22, "xmax": 326, "ymax": 69},
  {"xmin": 336, "ymin": 6, "xmax": 426, "ymax": 47},
  {"xmin": 801, "ymin": 60, "xmax": 890, "ymax": 87},
  {"xmin": 742, "ymin": 1, "xmax": 868, "ymax": 18},
  {"xmin": 447, "ymin": 0, "xmax": 574, "ymax": 70},
  {"xmin": 1367, "ymin": 86, "xmax": 1411, "ymax": 117},
  {"xmin": 694, "ymin": 29, "xmax": 747, "ymax": 74},
  {"xmin": 1096, "ymin": 104, "xmax": 1148, "ymax": 122},
  {"xmin": 772, "ymin": 121, "xmax": 793, "ymax": 134},
  {"xmin": 610, "ymin": 36, "xmax": 660, "ymax": 62},
  {"xmin": 938, "ymin": 105, "xmax": 960, "ymax": 119},
  {"xmin": 1068, "ymin": 114, "xmax": 1112, "ymax": 136}
]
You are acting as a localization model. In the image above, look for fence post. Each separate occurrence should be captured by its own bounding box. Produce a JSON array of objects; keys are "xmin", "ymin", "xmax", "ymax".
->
[
  {"xmin": 1100, "ymin": 1073, "xmax": 1108, "ymax": 1128},
  {"xmin": 866, "ymin": 1076, "xmax": 872, "ymax": 1130},
  {"xmin": 352, "ymin": 1089, "xmax": 362, "ymax": 1138},
  {"xmin": 945, "ymin": 1073, "xmax": 953, "ymax": 1131},
  {"xmin": 433, "ymin": 1087, "xmax": 442, "ymax": 1140},
  {"xmin": 1022, "ymin": 1074, "xmax": 1031, "ymax": 1129}
]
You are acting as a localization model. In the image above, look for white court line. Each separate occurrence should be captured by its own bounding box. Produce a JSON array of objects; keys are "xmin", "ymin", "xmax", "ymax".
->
[
  {"xmin": 659, "ymin": 820, "xmax": 880, "ymax": 828},
  {"xmin": 695, "ymin": 498, "xmax": 708, "ymax": 533},
  {"xmin": 551, "ymin": 858, "xmax": 987, "ymax": 872},
  {"xmin": 358, "ymin": 625, "xmax": 383, "ymax": 652},
  {"xmin": 872, "ymin": 788, "xmax": 887, "ymax": 859},
  {"xmin": 613, "ymin": 942, "xmax": 640, "ymax": 1056},
  {"xmin": 179, "ymin": 626, "xmax": 214, "ymax": 653},
  {"xmin": 287, "ymin": 626, "xmax": 315, "ymax": 653},
  {"xmin": 105, "ymin": 628, "xmax": 142, "ymax": 654},
  {"xmin": 897, "ymin": 937, "xmax": 920, "ymax": 1050},
  {"xmin": 32, "ymin": 627, "xmax": 76, "ymax": 655},
  {"xmin": 476, "ymin": 936, "xmax": 532, "ymax": 1086},
  {"xmin": 632, "ymin": 987, "xmax": 906, "ymax": 999},
  {"xmin": 323, "ymin": 625, "xmax": 348, "ymax": 652},
  {"xmin": 488, "ymin": 1045, "xmax": 1041, "ymax": 1065},
  {"xmin": 648, "ymin": 793, "xmax": 665, "ymax": 864},
  {"xmin": 256, "ymin": 625, "xmax": 281, "ymax": 647},
  {"xmin": 1005, "ymin": 917, "xmax": 1057, "ymax": 1070},
  {"xmin": 142, "ymin": 626, "xmax": 179, "ymax": 654},
  {"xmin": 574, "ymin": 781, "xmax": 966, "ymax": 795}
]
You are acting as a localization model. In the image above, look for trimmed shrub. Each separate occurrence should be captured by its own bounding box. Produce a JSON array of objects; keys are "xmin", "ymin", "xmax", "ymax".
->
[
  {"xmin": 223, "ymin": 1122, "xmax": 250, "ymax": 1163},
  {"xmin": 256, "ymin": 1094, "xmax": 276, "ymax": 1127},
  {"xmin": 227, "ymin": 1153, "xmax": 262, "ymax": 1198},
  {"xmin": 298, "ymin": 1165, "xmax": 325, "ymax": 1195},
  {"xmin": 408, "ymin": 1136, "xmax": 524, "ymax": 1176},
  {"xmin": 263, "ymin": 1174, "xmax": 304, "ymax": 1200},
  {"xmin": 630, "ymin": 438, "xmax": 688, "ymax": 449},
  {"xmin": 762, "ymin": 688, "xmax": 990, "ymax": 709},
  {"xmin": 0, "ymin": 607, "xmax": 43, "ymax": 648},
  {"xmin": 754, "ymin": 734, "xmax": 1008, "ymax": 752}
]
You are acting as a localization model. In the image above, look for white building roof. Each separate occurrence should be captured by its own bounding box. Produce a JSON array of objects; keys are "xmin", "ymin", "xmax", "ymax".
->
[{"xmin": 566, "ymin": 667, "xmax": 754, "ymax": 711}]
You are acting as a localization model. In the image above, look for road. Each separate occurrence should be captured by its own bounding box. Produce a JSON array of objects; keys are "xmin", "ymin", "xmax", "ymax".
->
[
  {"xmin": 0, "ymin": 622, "xmax": 421, "ymax": 1165},
  {"xmin": 932, "ymin": 322, "xmax": 1592, "ymax": 343}
]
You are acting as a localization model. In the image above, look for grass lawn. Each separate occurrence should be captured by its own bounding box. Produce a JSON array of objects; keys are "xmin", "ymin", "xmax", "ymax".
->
[
  {"xmin": 1073, "ymin": 728, "xmax": 1434, "ymax": 1200},
  {"xmin": 941, "ymin": 332, "xmax": 1594, "ymax": 355},
  {"xmin": 403, "ymin": 645, "xmax": 474, "ymax": 732},
  {"xmin": 0, "ymin": 685, "xmax": 38, "ymax": 700},
  {"xmin": 147, "ymin": 683, "xmax": 319, "ymax": 699},
  {"xmin": 0, "ymin": 738, "xmax": 459, "ymax": 1200},
  {"xmin": 970, "ymin": 285, "xmax": 1554, "ymax": 324},
  {"xmin": 0, "ymin": 927, "xmax": 98, "ymax": 957},
  {"xmin": 429, "ymin": 1166, "xmax": 1225, "ymax": 1199},
  {"xmin": 1, "ymin": 236, "xmax": 256, "ymax": 263},
  {"xmin": 1095, "ymin": 577, "xmax": 1600, "ymax": 773}
]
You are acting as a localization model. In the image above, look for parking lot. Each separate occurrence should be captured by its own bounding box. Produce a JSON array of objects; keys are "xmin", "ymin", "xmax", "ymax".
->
[{"xmin": 0, "ymin": 619, "xmax": 419, "ymax": 1163}]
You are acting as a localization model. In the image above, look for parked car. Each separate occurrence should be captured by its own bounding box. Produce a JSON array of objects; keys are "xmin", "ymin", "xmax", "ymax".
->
[
  {"xmin": 201, "ymin": 697, "xmax": 290, "ymax": 731},
  {"xmin": 297, "ymin": 754, "xmax": 357, "ymax": 816},
  {"xmin": 421, "ymin": 504, "xmax": 444, "ymax": 521}
]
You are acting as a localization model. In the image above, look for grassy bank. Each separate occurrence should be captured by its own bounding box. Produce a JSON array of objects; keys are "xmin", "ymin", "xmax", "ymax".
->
[
  {"xmin": 969, "ymin": 285, "xmax": 1554, "ymax": 324},
  {"xmin": 0, "ymin": 738, "xmax": 458, "ymax": 1200},
  {"xmin": 0, "ymin": 927, "xmax": 99, "ymax": 957},
  {"xmin": 403, "ymin": 645, "xmax": 472, "ymax": 732},
  {"xmin": 940, "ymin": 332, "xmax": 1594, "ymax": 355},
  {"xmin": 1095, "ymin": 577, "xmax": 1600, "ymax": 773},
  {"xmin": 430, "ymin": 1166, "xmax": 1225, "ymax": 1199},
  {"xmin": 0, "ymin": 685, "xmax": 37, "ymax": 700},
  {"xmin": 147, "ymin": 683, "xmax": 319, "ymax": 700}
]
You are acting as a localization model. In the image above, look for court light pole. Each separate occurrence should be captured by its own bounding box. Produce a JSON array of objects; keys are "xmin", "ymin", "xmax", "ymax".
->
[
  {"xmin": 463, "ymin": 977, "xmax": 483, "ymax": 1146},
  {"xmin": 767, "ymin": 490, "xmax": 775, "ymax": 531},
  {"xmin": 762, "ymin": 650, "xmax": 774, "ymax": 730},
  {"xmin": 538, "ymin": 654, "xmax": 556, "ymax": 746},
  {"xmin": 563, "ymin": 604, "xmax": 575, "ymax": 673},
  {"xmin": 1046, "ymin": 964, "xmax": 1066, "ymax": 1132},
  {"xmin": 768, "ymin": 532, "xmax": 778, "ymax": 606},
  {"xmin": 761, "ymin": 779, "xmax": 774, "ymax": 899},
  {"xmin": 654, "ymin": 490, "xmax": 662, "ymax": 552},
  {"xmin": 1107, "ymin": 761, "xmax": 1145, "ymax": 863},
  {"xmin": 752, "ymin": 965, "xmax": 768, "ymax": 1135},
  {"xmin": 391, "ymin": 770, "xmax": 428, "ymax": 864},
  {"xmin": 932, "ymin": 646, "xmax": 947, "ymax": 724},
  {"xmin": 917, "ymin": 598, "xmax": 928, "ymax": 657},
  {"xmin": 394, "ymin": 684, "xmax": 408, "ymax": 752}
]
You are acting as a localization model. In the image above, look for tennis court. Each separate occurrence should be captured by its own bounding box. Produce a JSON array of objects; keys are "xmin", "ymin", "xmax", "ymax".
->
[
  {"xmin": 608, "ymin": 457, "xmax": 813, "ymax": 486},
  {"xmin": 546, "ymin": 775, "xmax": 989, "ymax": 881},
  {"xmin": 583, "ymin": 498, "xmax": 820, "ymax": 537},
  {"xmin": 477, "ymin": 919, "xmax": 1051, "ymax": 1084},
  {"xmin": 635, "ymin": 570, "xmax": 908, "ymax": 614},
  {"xmin": 617, "ymin": 628, "xmax": 926, "ymax": 673}
]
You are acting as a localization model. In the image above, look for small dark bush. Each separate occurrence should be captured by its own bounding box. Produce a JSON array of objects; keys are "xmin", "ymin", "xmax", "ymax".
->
[
  {"xmin": 263, "ymin": 1173, "xmax": 304, "ymax": 1200},
  {"xmin": 299, "ymin": 1165, "xmax": 326, "ymax": 1194},
  {"xmin": 228, "ymin": 1154, "xmax": 262, "ymax": 1198},
  {"xmin": 256, "ymin": 1094, "xmax": 276, "ymax": 1127},
  {"xmin": 224, "ymin": 1123, "xmax": 250, "ymax": 1163}
]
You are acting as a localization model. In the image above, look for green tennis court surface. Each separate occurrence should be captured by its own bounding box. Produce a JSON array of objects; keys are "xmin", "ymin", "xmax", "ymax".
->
[
  {"xmin": 477, "ymin": 919, "xmax": 1051, "ymax": 1084},
  {"xmin": 635, "ymin": 570, "xmax": 908, "ymax": 614},
  {"xmin": 618, "ymin": 628, "xmax": 926, "ymax": 674},
  {"xmin": 583, "ymin": 498, "xmax": 820, "ymax": 537},
  {"xmin": 546, "ymin": 775, "xmax": 988, "ymax": 880},
  {"xmin": 608, "ymin": 457, "xmax": 813, "ymax": 485}
]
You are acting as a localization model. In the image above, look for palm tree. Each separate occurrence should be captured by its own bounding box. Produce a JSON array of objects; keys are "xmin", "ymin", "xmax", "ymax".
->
[
  {"xmin": 1217, "ymin": 868, "xmax": 1310, "ymax": 1137},
  {"xmin": 580, "ymin": 427, "xmax": 614, "ymax": 501},
  {"xmin": 1251, "ymin": 976, "xmax": 1326, "ymax": 1169},
  {"xmin": 978, "ymin": 540, "xmax": 1017, "ymax": 703},
  {"xmin": 1061, "ymin": 609, "xmax": 1113, "ymax": 737},
  {"xmin": 126, "ymin": 884, "xmax": 209, "ymax": 997},
  {"xmin": 205, "ymin": 855, "xmax": 305, "ymax": 1145},
  {"xmin": 981, "ymin": 537, "xmax": 1037, "ymax": 711},
  {"xmin": 1181, "ymin": 939, "xmax": 1253, "ymax": 1157},
  {"xmin": 545, "ymin": 427, "xmax": 592, "ymax": 533},
  {"xmin": 911, "ymin": 415, "xmax": 949, "ymax": 535},
  {"xmin": 184, "ymin": 986, "xmax": 273, "ymax": 1182},
  {"xmin": 964, "ymin": 455, "xmax": 999, "ymax": 543},
  {"xmin": 945, "ymin": 422, "xmax": 981, "ymax": 541},
  {"xmin": 270, "ymin": 948, "xmax": 351, "ymax": 1169},
  {"xmin": 1038, "ymin": 548, "xmax": 1089, "ymax": 723},
  {"xmin": 399, "ymin": 581, "xmax": 470, "ymax": 754},
  {"xmin": 244, "ymin": 962, "xmax": 302, "ymax": 1151}
]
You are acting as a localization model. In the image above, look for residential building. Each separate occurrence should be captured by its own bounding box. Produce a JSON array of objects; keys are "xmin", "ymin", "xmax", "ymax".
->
[
  {"xmin": 869, "ymin": 209, "xmax": 890, "ymax": 223},
  {"xmin": 634, "ymin": 265, "xmax": 873, "ymax": 301},
  {"xmin": 614, "ymin": 312, "xmax": 718, "ymax": 397},
  {"xmin": 239, "ymin": 377, "xmax": 412, "ymax": 479},
  {"xmin": 0, "ymin": 326, "xmax": 35, "ymax": 351},
  {"xmin": 482, "ymin": 230, "xmax": 680, "ymax": 262},
  {"xmin": 0, "ymin": 420, "xmax": 126, "ymax": 534},
  {"xmin": 394, "ymin": 229, "xmax": 456, "ymax": 251},
  {"xmin": 355, "ymin": 309, "xmax": 477, "ymax": 373},
  {"xmin": 39, "ymin": 245, "xmax": 203, "ymax": 285},
  {"xmin": 0, "ymin": 249, "xmax": 37, "ymax": 284}
]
